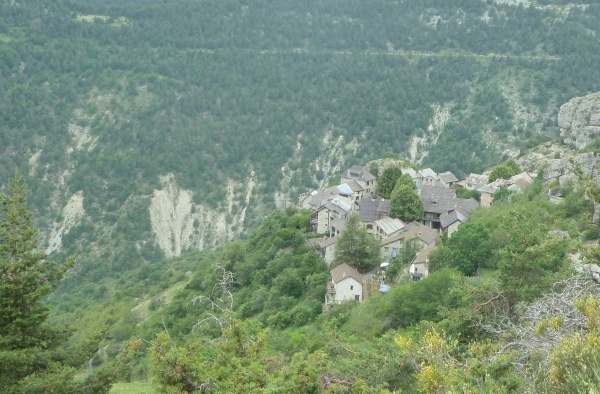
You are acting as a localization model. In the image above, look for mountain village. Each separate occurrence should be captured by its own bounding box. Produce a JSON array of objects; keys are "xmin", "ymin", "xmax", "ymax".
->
[{"xmin": 299, "ymin": 163, "xmax": 536, "ymax": 309}]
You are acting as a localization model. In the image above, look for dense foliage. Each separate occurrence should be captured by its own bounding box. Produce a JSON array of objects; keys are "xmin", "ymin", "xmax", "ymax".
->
[
  {"xmin": 390, "ymin": 183, "xmax": 424, "ymax": 222},
  {"xmin": 333, "ymin": 212, "xmax": 380, "ymax": 271},
  {"xmin": 13, "ymin": 170, "xmax": 600, "ymax": 393},
  {"xmin": 4, "ymin": 0, "xmax": 600, "ymax": 391},
  {"xmin": 489, "ymin": 159, "xmax": 523, "ymax": 182},
  {"xmin": 376, "ymin": 166, "xmax": 402, "ymax": 199},
  {"xmin": 0, "ymin": 0, "xmax": 599, "ymax": 293},
  {"xmin": 0, "ymin": 173, "xmax": 112, "ymax": 393}
]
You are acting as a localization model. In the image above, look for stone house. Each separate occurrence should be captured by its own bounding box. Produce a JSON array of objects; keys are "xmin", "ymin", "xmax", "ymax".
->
[
  {"xmin": 409, "ymin": 247, "xmax": 434, "ymax": 281},
  {"xmin": 419, "ymin": 185, "xmax": 478, "ymax": 229},
  {"xmin": 438, "ymin": 171, "xmax": 459, "ymax": 188},
  {"xmin": 477, "ymin": 172, "xmax": 534, "ymax": 208},
  {"xmin": 457, "ymin": 173, "xmax": 489, "ymax": 190},
  {"xmin": 380, "ymin": 223, "xmax": 438, "ymax": 260},
  {"xmin": 318, "ymin": 237, "xmax": 338, "ymax": 268},
  {"xmin": 420, "ymin": 168, "xmax": 439, "ymax": 187},
  {"xmin": 310, "ymin": 198, "xmax": 352, "ymax": 234},
  {"xmin": 374, "ymin": 217, "xmax": 405, "ymax": 240},
  {"xmin": 340, "ymin": 165, "xmax": 377, "ymax": 199},
  {"xmin": 344, "ymin": 180, "xmax": 367, "ymax": 202},
  {"xmin": 440, "ymin": 206, "xmax": 471, "ymax": 237},
  {"xmin": 357, "ymin": 198, "xmax": 390, "ymax": 234},
  {"xmin": 325, "ymin": 263, "xmax": 364, "ymax": 306}
]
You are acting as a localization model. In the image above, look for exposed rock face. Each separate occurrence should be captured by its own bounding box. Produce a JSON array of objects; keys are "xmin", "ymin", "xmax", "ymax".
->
[
  {"xmin": 559, "ymin": 92, "xmax": 600, "ymax": 150},
  {"xmin": 149, "ymin": 173, "xmax": 255, "ymax": 258},
  {"xmin": 45, "ymin": 191, "xmax": 85, "ymax": 254}
]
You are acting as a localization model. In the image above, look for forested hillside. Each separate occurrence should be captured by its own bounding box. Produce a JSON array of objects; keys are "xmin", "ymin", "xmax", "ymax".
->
[
  {"xmin": 31, "ymin": 170, "xmax": 600, "ymax": 393},
  {"xmin": 2, "ymin": 2, "xmax": 600, "ymax": 373},
  {"xmin": 2, "ymin": 0, "xmax": 600, "ymax": 270}
]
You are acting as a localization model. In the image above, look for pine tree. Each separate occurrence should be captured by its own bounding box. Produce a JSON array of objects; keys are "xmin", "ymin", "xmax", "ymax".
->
[
  {"xmin": 333, "ymin": 213, "xmax": 380, "ymax": 271},
  {"xmin": 0, "ymin": 172, "xmax": 107, "ymax": 393},
  {"xmin": 377, "ymin": 166, "xmax": 402, "ymax": 198}
]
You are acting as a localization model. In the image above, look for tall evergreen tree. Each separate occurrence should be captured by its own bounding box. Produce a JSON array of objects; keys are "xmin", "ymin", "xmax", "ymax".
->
[
  {"xmin": 333, "ymin": 213, "xmax": 380, "ymax": 271},
  {"xmin": 377, "ymin": 166, "xmax": 402, "ymax": 198},
  {"xmin": 0, "ymin": 172, "xmax": 110, "ymax": 393}
]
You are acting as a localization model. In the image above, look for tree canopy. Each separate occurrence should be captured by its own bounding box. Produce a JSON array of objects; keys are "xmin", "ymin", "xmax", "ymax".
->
[
  {"xmin": 390, "ymin": 184, "xmax": 423, "ymax": 222},
  {"xmin": 376, "ymin": 166, "xmax": 402, "ymax": 198},
  {"xmin": 489, "ymin": 159, "xmax": 522, "ymax": 182},
  {"xmin": 333, "ymin": 213, "xmax": 380, "ymax": 271},
  {"xmin": 0, "ymin": 173, "xmax": 111, "ymax": 393}
]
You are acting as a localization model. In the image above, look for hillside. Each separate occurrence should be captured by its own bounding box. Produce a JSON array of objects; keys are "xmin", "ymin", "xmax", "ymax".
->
[
  {"xmin": 38, "ymin": 149, "xmax": 600, "ymax": 393},
  {"xmin": 1, "ymin": 0, "xmax": 600, "ymax": 315}
]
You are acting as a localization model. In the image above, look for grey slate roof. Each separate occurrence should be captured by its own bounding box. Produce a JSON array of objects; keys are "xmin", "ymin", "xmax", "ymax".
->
[
  {"xmin": 420, "ymin": 185, "xmax": 457, "ymax": 200},
  {"xmin": 324, "ymin": 199, "xmax": 352, "ymax": 215},
  {"xmin": 421, "ymin": 168, "xmax": 437, "ymax": 178},
  {"xmin": 318, "ymin": 237, "xmax": 338, "ymax": 249},
  {"xmin": 377, "ymin": 199, "xmax": 390, "ymax": 214},
  {"xmin": 309, "ymin": 190, "xmax": 336, "ymax": 208},
  {"xmin": 345, "ymin": 179, "xmax": 365, "ymax": 192},
  {"xmin": 440, "ymin": 207, "xmax": 471, "ymax": 229},
  {"xmin": 413, "ymin": 247, "xmax": 433, "ymax": 264},
  {"xmin": 331, "ymin": 217, "xmax": 347, "ymax": 233},
  {"xmin": 402, "ymin": 168, "xmax": 419, "ymax": 179},
  {"xmin": 358, "ymin": 198, "xmax": 389, "ymax": 222},
  {"xmin": 381, "ymin": 224, "xmax": 438, "ymax": 247},
  {"xmin": 331, "ymin": 263, "xmax": 363, "ymax": 284},
  {"xmin": 420, "ymin": 185, "xmax": 478, "ymax": 215},
  {"xmin": 343, "ymin": 165, "xmax": 376, "ymax": 182},
  {"xmin": 438, "ymin": 171, "xmax": 459, "ymax": 183}
]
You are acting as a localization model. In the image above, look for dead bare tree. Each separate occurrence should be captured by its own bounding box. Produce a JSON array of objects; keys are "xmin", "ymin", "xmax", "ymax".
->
[
  {"xmin": 190, "ymin": 266, "xmax": 237, "ymax": 337},
  {"xmin": 480, "ymin": 274, "xmax": 600, "ymax": 371},
  {"xmin": 146, "ymin": 266, "xmax": 239, "ymax": 392}
]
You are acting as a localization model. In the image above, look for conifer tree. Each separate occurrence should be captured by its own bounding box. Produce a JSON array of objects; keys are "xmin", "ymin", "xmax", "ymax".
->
[
  {"xmin": 0, "ymin": 172, "xmax": 111, "ymax": 393},
  {"xmin": 377, "ymin": 166, "xmax": 402, "ymax": 199},
  {"xmin": 333, "ymin": 213, "xmax": 380, "ymax": 271}
]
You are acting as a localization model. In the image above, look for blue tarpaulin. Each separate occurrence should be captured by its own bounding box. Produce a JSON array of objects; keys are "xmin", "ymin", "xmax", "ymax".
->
[{"xmin": 379, "ymin": 284, "xmax": 391, "ymax": 294}]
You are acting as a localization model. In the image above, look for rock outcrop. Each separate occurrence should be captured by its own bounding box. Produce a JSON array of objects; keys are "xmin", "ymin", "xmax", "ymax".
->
[
  {"xmin": 559, "ymin": 92, "xmax": 600, "ymax": 150},
  {"xmin": 149, "ymin": 173, "xmax": 255, "ymax": 258},
  {"xmin": 45, "ymin": 191, "xmax": 85, "ymax": 254}
]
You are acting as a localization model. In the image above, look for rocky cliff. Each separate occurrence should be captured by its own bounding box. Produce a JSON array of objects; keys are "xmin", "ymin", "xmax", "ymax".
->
[{"xmin": 559, "ymin": 92, "xmax": 600, "ymax": 150}]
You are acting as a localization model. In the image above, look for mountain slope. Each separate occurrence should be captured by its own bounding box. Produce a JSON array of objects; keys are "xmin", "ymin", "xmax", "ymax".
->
[{"xmin": 1, "ymin": 0, "xmax": 599, "ymax": 273}]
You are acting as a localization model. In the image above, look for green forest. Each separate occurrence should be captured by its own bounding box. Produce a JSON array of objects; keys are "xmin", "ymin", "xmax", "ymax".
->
[
  {"xmin": 5, "ymin": 165, "xmax": 600, "ymax": 393},
  {"xmin": 1, "ymin": 0, "xmax": 599, "ymax": 289},
  {"xmin": 3, "ymin": 0, "xmax": 600, "ymax": 392}
]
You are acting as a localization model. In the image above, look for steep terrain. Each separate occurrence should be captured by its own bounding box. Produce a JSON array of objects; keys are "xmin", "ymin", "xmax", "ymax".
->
[{"xmin": 1, "ymin": 0, "xmax": 599, "ymax": 279}]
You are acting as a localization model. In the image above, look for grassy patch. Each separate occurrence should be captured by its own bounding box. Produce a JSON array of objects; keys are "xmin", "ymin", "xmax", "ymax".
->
[
  {"xmin": 110, "ymin": 382, "xmax": 155, "ymax": 394},
  {"xmin": 75, "ymin": 15, "xmax": 130, "ymax": 27}
]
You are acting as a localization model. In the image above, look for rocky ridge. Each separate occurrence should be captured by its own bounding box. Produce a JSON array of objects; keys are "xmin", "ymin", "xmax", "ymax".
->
[{"xmin": 559, "ymin": 91, "xmax": 600, "ymax": 150}]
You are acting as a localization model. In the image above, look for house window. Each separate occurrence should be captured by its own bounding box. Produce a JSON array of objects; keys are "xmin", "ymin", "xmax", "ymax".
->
[
  {"xmin": 355, "ymin": 295, "xmax": 360, "ymax": 301},
  {"xmin": 384, "ymin": 247, "xmax": 389, "ymax": 252},
  {"xmin": 367, "ymin": 224, "xmax": 373, "ymax": 230},
  {"xmin": 350, "ymin": 285, "xmax": 353, "ymax": 290}
]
